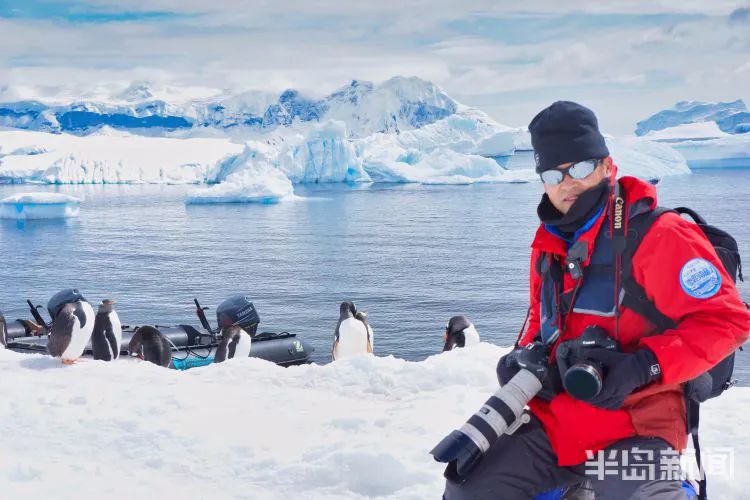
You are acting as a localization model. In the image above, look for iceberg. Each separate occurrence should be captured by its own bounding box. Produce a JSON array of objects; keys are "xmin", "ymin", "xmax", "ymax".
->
[
  {"xmin": 607, "ymin": 138, "xmax": 691, "ymax": 178},
  {"xmin": 512, "ymin": 127, "xmax": 532, "ymax": 151},
  {"xmin": 186, "ymin": 150, "xmax": 294, "ymax": 204},
  {"xmin": 0, "ymin": 129, "xmax": 243, "ymax": 184},
  {"xmin": 0, "ymin": 192, "xmax": 81, "ymax": 219},
  {"xmin": 277, "ymin": 121, "xmax": 370, "ymax": 183},
  {"xmin": 639, "ymin": 122, "xmax": 750, "ymax": 169},
  {"xmin": 203, "ymin": 121, "xmax": 370, "ymax": 186},
  {"xmin": 363, "ymin": 147, "xmax": 534, "ymax": 184},
  {"xmin": 356, "ymin": 108, "xmax": 518, "ymax": 183},
  {"xmin": 185, "ymin": 168, "xmax": 293, "ymax": 204},
  {"xmin": 636, "ymin": 100, "xmax": 749, "ymax": 136}
]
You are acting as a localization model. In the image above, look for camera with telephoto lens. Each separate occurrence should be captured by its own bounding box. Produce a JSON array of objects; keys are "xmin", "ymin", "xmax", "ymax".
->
[
  {"xmin": 555, "ymin": 325, "xmax": 619, "ymax": 402},
  {"xmin": 430, "ymin": 341, "xmax": 550, "ymax": 483}
]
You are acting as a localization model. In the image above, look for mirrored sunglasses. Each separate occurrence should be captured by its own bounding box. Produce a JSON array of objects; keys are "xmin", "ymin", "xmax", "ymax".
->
[{"xmin": 539, "ymin": 159, "xmax": 602, "ymax": 185}]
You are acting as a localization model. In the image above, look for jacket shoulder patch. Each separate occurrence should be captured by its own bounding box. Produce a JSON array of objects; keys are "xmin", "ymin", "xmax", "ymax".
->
[{"xmin": 679, "ymin": 258, "xmax": 722, "ymax": 299}]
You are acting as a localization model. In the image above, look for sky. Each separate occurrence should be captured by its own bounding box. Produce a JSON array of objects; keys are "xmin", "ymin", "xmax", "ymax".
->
[{"xmin": 0, "ymin": 0, "xmax": 749, "ymax": 134}]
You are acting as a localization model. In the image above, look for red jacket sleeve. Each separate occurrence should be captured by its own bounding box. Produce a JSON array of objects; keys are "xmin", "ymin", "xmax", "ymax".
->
[
  {"xmin": 634, "ymin": 213, "xmax": 750, "ymax": 385},
  {"xmin": 519, "ymin": 248, "xmax": 543, "ymax": 346}
]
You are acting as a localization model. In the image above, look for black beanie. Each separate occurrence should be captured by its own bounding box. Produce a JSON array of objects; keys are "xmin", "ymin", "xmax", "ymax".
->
[{"xmin": 529, "ymin": 101, "xmax": 610, "ymax": 173}]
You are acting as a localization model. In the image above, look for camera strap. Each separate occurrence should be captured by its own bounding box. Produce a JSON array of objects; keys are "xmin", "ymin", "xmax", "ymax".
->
[
  {"xmin": 542, "ymin": 252, "xmax": 584, "ymax": 344},
  {"xmin": 610, "ymin": 180, "xmax": 628, "ymax": 341}
]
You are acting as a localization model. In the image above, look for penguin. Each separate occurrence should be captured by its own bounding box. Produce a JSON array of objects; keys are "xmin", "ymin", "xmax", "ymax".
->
[
  {"xmin": 354, "ymin": 310, "xmax": 374, "ymax": 354},
  {"xmin": 47, "ymin": 300, "xmax": 96, "ymax": 364},
  {"xmin": 214, "ymin": 325, "xmax": 253, "ymax": 363},
  {"xmin": 442, "ymin": 315, "xmax": 480, "ymax": 352},
  {"xmin": 128, "ymin": 326, "xmax": 172, "ymax": 368},
  {"xmin": 0, "ymin": 311, "xmax": 6, "ymax": 348},
  {"xmin": 332, "ymin": 301, "xmax": 372, "ymax": 361},
  {"xmin": 91, "ymin": 299, "xmax": 122, "ymax": 361}
]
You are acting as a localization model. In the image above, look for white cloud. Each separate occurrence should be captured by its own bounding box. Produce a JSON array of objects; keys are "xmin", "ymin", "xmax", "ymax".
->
[{"xmin": 1, "ymin": 2, "xmax": 749, "ymax": 134}]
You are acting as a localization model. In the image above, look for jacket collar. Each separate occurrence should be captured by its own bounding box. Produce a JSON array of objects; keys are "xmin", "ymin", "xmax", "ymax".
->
[{"xmin": 531, "ymin": 172, "xmax": 658, "ymax": 262}]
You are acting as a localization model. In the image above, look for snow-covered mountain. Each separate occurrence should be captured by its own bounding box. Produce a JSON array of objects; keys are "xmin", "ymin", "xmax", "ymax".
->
[
  {"xmin": 0, "ymin": 77, "xmax": 459, "ymax": 138},
  {"xmin": 636, "ymin": 100, "xmax": 750, "ymax": 136}
]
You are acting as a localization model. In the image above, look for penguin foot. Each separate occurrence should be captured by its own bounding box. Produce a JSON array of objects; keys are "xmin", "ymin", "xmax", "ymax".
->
[{"xmin": 61, "ymin": 358, "xmax": 79, "ymax": 365}]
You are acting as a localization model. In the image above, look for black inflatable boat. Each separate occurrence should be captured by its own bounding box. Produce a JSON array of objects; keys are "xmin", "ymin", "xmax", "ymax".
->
[{"xmin": 2, "ymin": 294, "xmax": 314, "ymax": 369}]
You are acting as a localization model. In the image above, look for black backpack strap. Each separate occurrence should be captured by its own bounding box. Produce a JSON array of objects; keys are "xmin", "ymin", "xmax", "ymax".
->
[
  {"xmin": 687, "ymin": 399, "xmax": 707, "ymax": 500},
  {"xmin": 620, "ymin": 206, "xmax": 679, "ymax": 331},
  {"xmin": 622, "ymin": 205, "xmax": 711, "ymax": 498}
]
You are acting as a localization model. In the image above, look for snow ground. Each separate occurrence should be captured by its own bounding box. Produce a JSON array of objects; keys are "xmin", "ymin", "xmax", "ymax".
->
[{"xmin": 0, "ymin": 344, "xmax": 746, "ymax": 500}]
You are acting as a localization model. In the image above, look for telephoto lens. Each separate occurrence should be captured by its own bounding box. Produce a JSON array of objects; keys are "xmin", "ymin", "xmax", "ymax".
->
[
  {"xmin": 556, "ymin": 325, "xmax": 619, "ymax": 401},
  {"xmin": 430, "ymin": 342, "xmax": 550, "ymax": 482}
]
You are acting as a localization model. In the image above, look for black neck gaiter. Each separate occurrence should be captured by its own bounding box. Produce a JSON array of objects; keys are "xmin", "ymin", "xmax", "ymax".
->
[{"xmin": 537, "ymin": 180, "xmax": 610, "ymax": 235}]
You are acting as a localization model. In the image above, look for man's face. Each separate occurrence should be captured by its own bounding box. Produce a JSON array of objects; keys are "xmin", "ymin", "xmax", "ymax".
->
[{"xmin": 543, "ymin": 157, "xmax": 612, "ymax": 214}]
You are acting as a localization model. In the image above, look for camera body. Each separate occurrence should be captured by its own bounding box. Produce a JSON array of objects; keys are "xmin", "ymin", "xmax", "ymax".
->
[{"xmin": 556, "ymin": 325, "xmax": 619, "ymax": 401}]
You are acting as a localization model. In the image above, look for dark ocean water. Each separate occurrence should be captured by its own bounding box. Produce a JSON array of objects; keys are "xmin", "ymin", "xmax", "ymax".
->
[{"xmin": 1, "ymin": 164, "xmax": 748, "ymax": 381}]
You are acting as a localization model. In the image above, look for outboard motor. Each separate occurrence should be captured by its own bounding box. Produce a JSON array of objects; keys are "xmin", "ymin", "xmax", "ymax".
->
[
  {"xmin": 47, "ymin": 288, "xmax": 87, "ymax": 321},
  {"xmin": 216, "ymin": 294, "xmax": 260, "ymax": 335}
]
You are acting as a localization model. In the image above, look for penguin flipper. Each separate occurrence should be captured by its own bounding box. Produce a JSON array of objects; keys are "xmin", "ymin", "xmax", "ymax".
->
[
  {"xmin": 159, "ymin": 336, "xmax": 172, "ymax": 368},
  {"xmin": 332, "ymin": 341, "xmax": 339, "ymax": 361},
  {"xmin": 91, "ymin": 315, "xmax": 110, "ymax": 361},
  {"xmin": 0, "ymin": 312, "xmax": 7, "ymax": 347},
  {"xmin": 215, "ymin": 340, "xmax": 228, "ymax": 363},
  {"xmin": 48, "ymin": 313, "xmax": 76, "ymax": 358},
  {"xmin": 104, "ymin": 321, "xmax": 119, "ymax": 361},
  {"xmin": 73, "ymin": 304, "xmax": 88, "ymax": 330}
]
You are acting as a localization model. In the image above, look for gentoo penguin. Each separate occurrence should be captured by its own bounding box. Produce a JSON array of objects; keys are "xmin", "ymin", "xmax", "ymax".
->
[
  {"xmin": 0, "ymin": 311, "xmax": 6, "ymax": 347},
  {"xmin": 332, "ymin": 301, "xmax": 372, "ymax": 361},
  {"xmin": 442, "ymin": 315, "xmax": 480, "ymax": 352},
  {"xmin": 128, "ymin": 326, "xmax": 172, "ymax": 367},
  {"xmin": 47, "ymin": 295, "xmax": 96, "ymax": 364},
  {"xmin": 91, "ymin": 299, "xmax": 122, "ymax": 361},
  {"xmin": 214, "ymin": 325, "xmax": 253, "ymax": 363}
]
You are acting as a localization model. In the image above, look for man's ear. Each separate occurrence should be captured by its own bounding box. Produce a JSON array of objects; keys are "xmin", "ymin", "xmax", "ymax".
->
[{"xmin": 602, "ymin": 156, "xmax": 614, "ymax": 177}]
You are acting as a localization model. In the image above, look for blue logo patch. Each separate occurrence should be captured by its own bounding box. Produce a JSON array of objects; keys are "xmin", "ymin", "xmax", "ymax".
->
[{"xmin": 680, "ymin": 258, "xmax": 722, "ymax": 299}]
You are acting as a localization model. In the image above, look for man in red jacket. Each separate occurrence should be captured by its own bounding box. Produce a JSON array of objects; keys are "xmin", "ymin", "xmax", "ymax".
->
[{"xmin": 443, "ymin": 101, "xmax": 749, "ymax": 499}]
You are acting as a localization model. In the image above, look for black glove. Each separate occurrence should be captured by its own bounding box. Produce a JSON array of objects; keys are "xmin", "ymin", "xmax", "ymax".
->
[
  {"xmin": 583, "ymin": 348, "xmax": 662, "ymax": 410},
  {"xmin": 497, "ymin": 349, "xmax": 522, "ymax": 386},
  {"xmin": 497, "ymin": 345, "xmax": 560, "ymax": 401}
]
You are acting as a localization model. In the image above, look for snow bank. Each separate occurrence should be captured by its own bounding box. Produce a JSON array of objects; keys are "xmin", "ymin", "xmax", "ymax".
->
[
  {"xmin": 0, "ymin": 344, "xmax": 745, "ymax": 499},
  {"xmin": 0, "ymin": 192, "xmax": 81, "ymax": 219}
]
